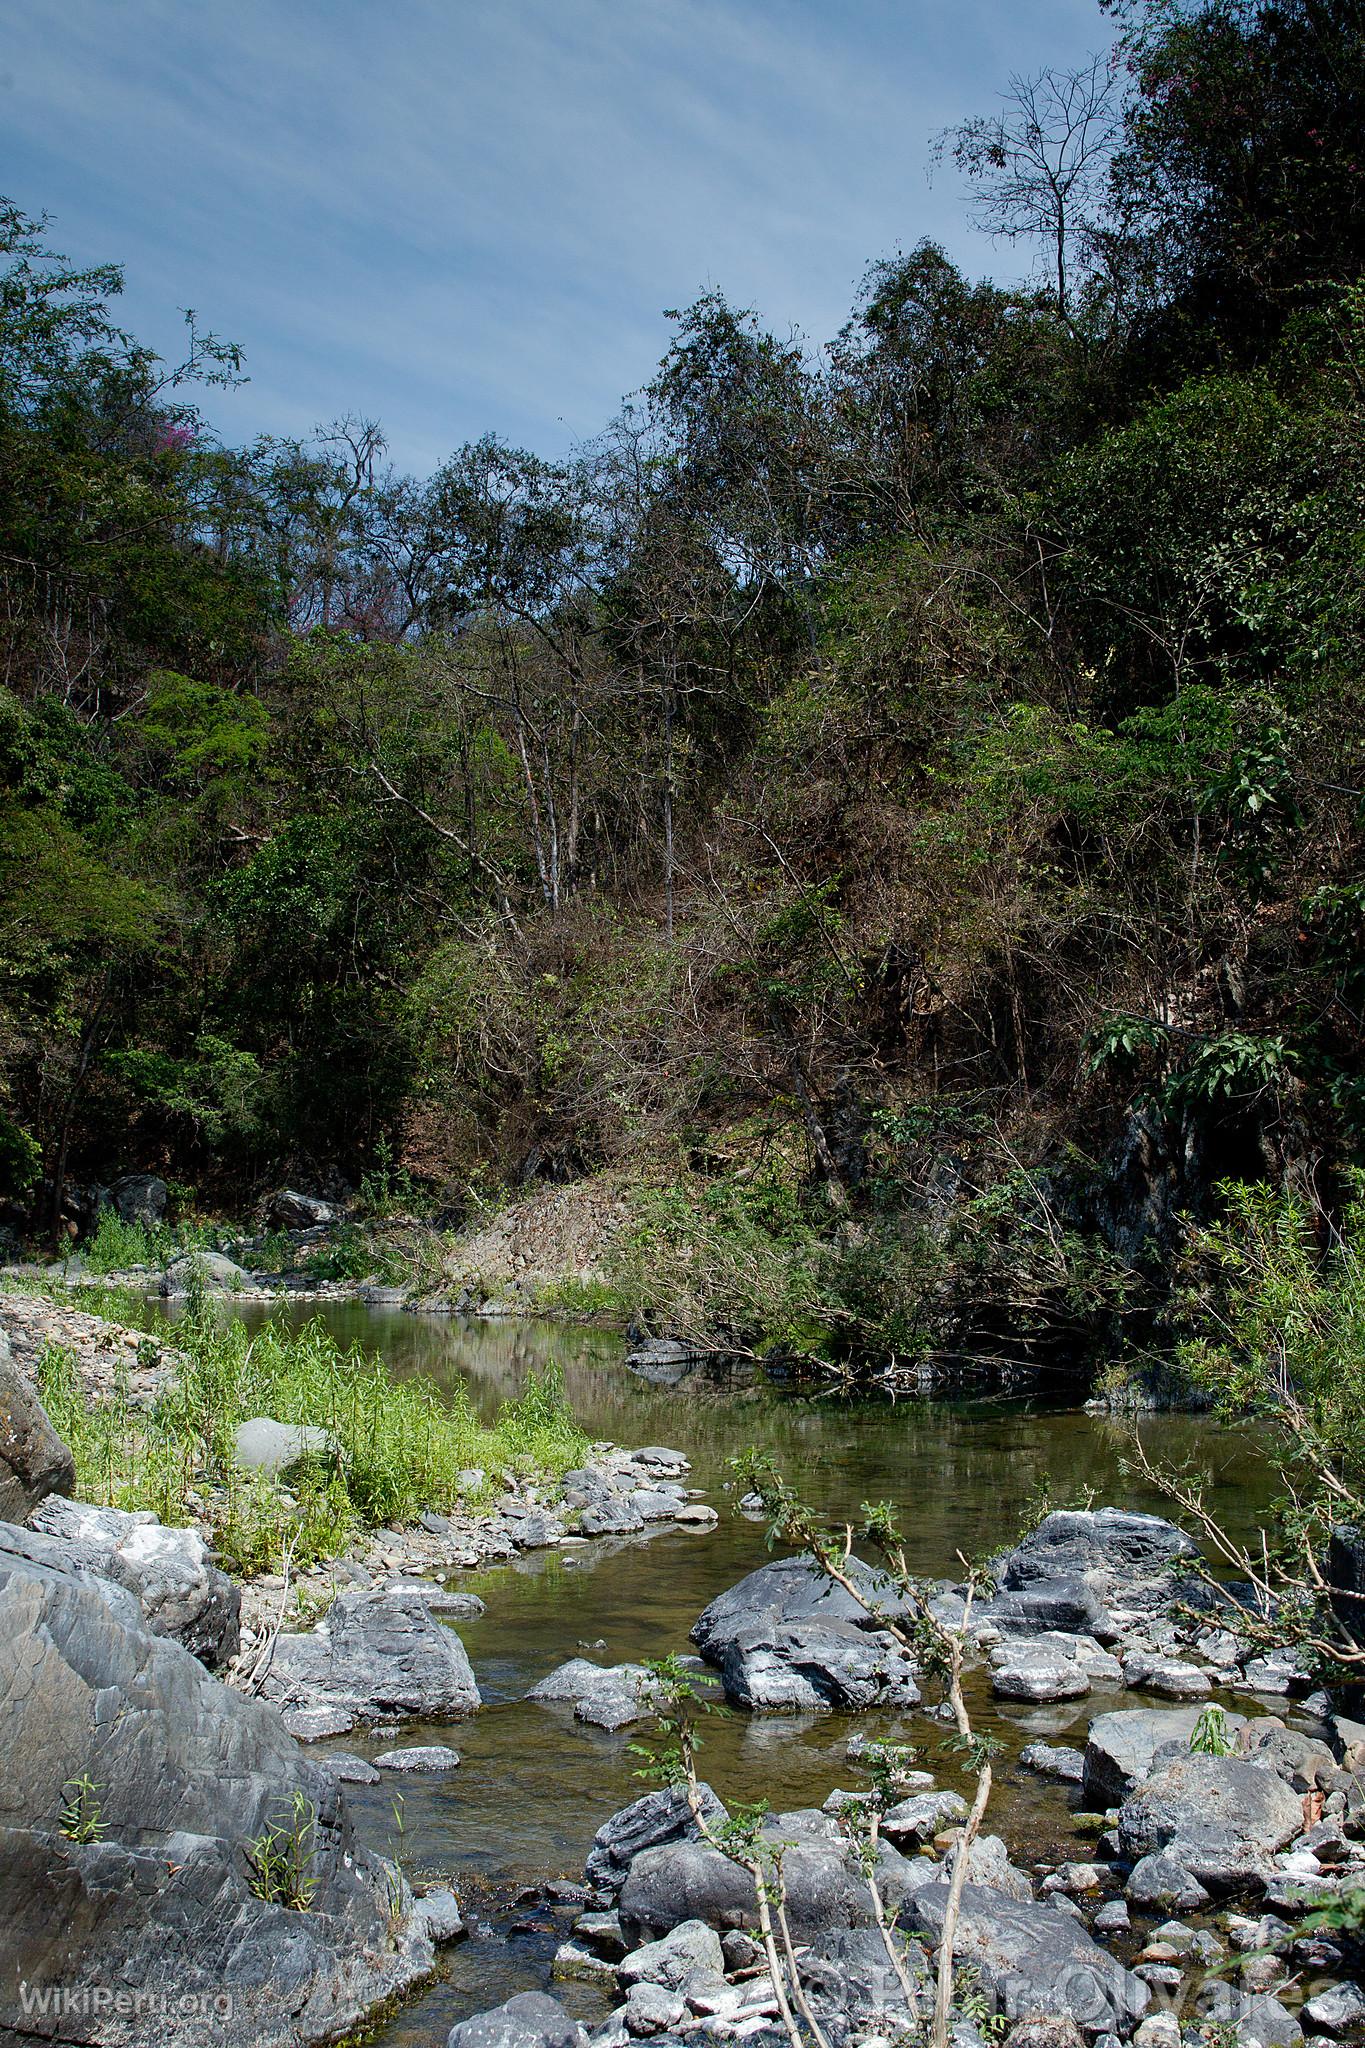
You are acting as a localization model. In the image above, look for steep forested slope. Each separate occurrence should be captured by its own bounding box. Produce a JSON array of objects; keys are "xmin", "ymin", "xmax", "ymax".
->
[{"xmin": 3, "ymin": 0, "xmax": 1364, "ymax": 1374}]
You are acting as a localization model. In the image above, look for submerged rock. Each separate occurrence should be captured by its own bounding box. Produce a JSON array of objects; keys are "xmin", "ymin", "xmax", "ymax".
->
[{"xmin": 0, "ymin": 1533, "xmax": 431, "ymax": 2046}]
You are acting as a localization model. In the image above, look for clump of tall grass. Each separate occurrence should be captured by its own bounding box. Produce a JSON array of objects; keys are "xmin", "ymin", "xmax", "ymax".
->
[{"xmin": 35, "ymin": 1294, "xmax": 589, "ymax": 1576}]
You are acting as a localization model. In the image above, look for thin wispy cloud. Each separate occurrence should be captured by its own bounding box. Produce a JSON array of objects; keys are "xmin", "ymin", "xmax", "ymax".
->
[{"xmin": 1, "ymin": 0, "xmax": 1109, "ymax": 472}]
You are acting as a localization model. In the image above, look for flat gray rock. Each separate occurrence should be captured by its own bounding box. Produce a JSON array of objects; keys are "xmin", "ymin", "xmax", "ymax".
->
[
  {"xmin": 374, "ymin": 1745, "xmax": 461, "ymax": 1771},
  {"xmin": 259, "ymin": 1586, "xmax": 480, "ymax": 1723},
  {"xmin": 1019, "ymin": 1742, "xmax": 1086, "ymax": 1783}
]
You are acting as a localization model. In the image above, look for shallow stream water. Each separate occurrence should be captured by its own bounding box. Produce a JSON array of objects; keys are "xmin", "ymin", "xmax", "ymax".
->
[{"xmin": 194, "ymin": 1304, "xmax": 1277, "ymax": 2046}]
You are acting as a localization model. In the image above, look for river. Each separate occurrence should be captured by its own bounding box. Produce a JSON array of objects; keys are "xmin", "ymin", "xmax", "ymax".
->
[{"xmin": 190, "ymin": 1302, "xmax": 1275, "ymax": 2046}]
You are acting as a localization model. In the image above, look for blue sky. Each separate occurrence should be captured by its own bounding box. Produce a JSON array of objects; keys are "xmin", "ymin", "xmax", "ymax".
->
[{"xmin": 2, "ymin": 0, "xmax": 1109, "ymax": 475}]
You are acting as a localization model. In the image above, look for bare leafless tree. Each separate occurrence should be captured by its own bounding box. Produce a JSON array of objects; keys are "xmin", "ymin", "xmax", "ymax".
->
[{"xmin": 937, "ymin": 53, "xmax": 1124, "ymax": 328}]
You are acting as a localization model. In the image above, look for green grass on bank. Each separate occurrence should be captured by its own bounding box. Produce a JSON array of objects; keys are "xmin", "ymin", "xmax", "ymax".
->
[{"xmin": 34, "ymin": 1296, "xmax": 589, "ymax": 1576}]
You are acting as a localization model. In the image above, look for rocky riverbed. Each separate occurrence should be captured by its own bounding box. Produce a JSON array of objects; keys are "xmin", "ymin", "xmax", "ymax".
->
[{"xmin": 3, "ymin": 1286, "xmax": 1363, "ymax": 2048}]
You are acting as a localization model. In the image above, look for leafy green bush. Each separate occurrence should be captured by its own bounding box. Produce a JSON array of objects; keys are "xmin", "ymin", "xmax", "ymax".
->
[
  {"xmin": 1178, "ymin": 1177, "xmax": 1365, "ymax": 1492},
  {"xmin": 83, "ymin": 1208, "xmax": 171, "ymax": 1273},
  {"xmin": 607, "ymin": 1167, "xmax": 839, "ymax": 1358}
]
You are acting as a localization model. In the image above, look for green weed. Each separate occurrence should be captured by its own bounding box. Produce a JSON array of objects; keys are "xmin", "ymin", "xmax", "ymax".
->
[{"xmin": 34, "ymin": 1297, "xmax": 588, "ymax": 1576}]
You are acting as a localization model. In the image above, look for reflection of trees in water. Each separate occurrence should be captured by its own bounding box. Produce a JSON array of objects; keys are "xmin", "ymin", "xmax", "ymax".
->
[{"xmin": 211, "ymin": 1300, "xmax": 1274, "ymax": 1576}]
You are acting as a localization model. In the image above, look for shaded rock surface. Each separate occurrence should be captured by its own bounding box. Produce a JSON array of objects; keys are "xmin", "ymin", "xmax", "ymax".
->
[
  {"xmin": 0, "ymin": 1339, "xmax": 74, "ymax": 1523},
  {"xmin": 0, "ymin": 1532, "xmax": 430, "ymax": 2047}
]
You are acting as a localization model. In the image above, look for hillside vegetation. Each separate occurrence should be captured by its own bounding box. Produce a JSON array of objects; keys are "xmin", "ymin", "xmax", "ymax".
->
[{"xmin": 3, "ymin": 0, "xmax": 1364, "ymax": 1377}]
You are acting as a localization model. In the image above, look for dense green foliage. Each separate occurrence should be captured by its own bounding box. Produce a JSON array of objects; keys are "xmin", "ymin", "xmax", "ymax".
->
[{"xmin": 4, "ymin": 0, "xmax": 1365, "ymax": 1372}]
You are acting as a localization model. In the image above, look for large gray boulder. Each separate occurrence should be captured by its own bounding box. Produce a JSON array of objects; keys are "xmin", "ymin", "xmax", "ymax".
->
[
  {"xmin": 693, "ymin": 1554, "xmax": 910, "ymax": 1655},
  {"xmin": 0, "ymin": 1340, "xmax": 74, "ymax": 1522},
  {"xmin": 692, "ymin": 1553, "xmax": 918, "ymax": 1712},
  {"xmin": 267, "ymin": 1189, "xmax": 342, "ymax": 1230},
  {"xmin": 904, "ymin": 1884, "xmax": 1150, "ymax": 2037},
  {"xmin": 1081, "ymin": 1704, "xmax": 1248, "ymax": 1806},
  {"xmin": 1117, "ymin": 1752, "xmax": 1305, "ymax": 1886},
  {"xmin": 618, "ymin": 1809, "xmax": 920, "ymax": 1941},
  {"xmin": 160, "ymin": 1249, "xmax": 255, "ymax": 1296},
  {"xmin": 585, "ymin": 1784, "xmax": 729, "ymax": 1896},
  {"xmin": 447, "ymin": 1992, "xmax": 586, "ymax": 2048},
  {"xmin": 714, "ymin": 1615, "xmax": 922, "ymax": 1712},
  {"xmin": 982, "ymin": 1509, "xmax": 1197, "ymax": 1643},
  {"xmin": 998, "ymin": 1509, "xmax": 1196, "ymax": 1607},
  {"xmin": 0, "ymin": 1536, "xmax": 431, "ymax": 2047},
  {"xmin": 23, "ymin": 1497, "xmax": 240, "ymax": 1668},
  {"xmin": 110, "ymin": 1173, "xmax": 168, "ymax": 1227},
  {"xmin": 233, "ymin": 1416, "xmax": 334, "ymax": 1475},
  {"xmin": 258, "ymin": 1587, "xmax": 480, "ymax": 1729}
]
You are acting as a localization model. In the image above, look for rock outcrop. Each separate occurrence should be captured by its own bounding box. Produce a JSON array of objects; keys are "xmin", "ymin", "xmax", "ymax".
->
[
  {"xmin": 0, "ymin": 1531, "xmax": 430, "ymax": 2047},
  {"xmin": 0, "ymin": 1339, "xmax": 74, "ymax": 1523},
  {"xmin": 23, "ymin": 1497, "xmax": 240, "ymax": 1668}
]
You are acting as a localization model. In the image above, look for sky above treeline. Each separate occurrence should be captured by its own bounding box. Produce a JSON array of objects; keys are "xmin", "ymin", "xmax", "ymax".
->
[{"xmin": 4, "ymin": 0, "xmax": 1109, "ymax": 475}]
